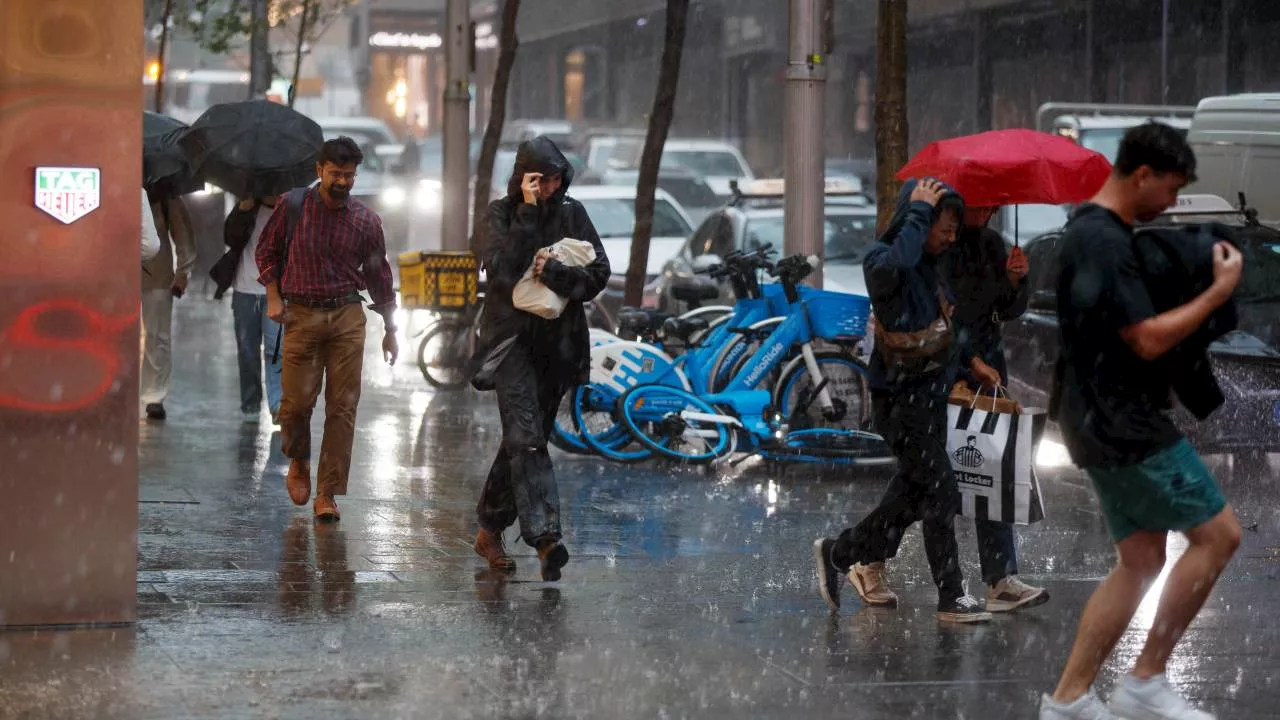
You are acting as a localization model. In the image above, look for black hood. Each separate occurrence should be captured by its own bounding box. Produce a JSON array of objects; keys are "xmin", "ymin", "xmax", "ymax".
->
[{"xmin": 506, "ymin": 136, "xmax": 575, "ymax": 204}]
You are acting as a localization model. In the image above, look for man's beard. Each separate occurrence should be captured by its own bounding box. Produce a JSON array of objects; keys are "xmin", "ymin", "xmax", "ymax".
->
[{"xmin": 328, "ymin": 184, "xmax": 351, "ymax": 201}]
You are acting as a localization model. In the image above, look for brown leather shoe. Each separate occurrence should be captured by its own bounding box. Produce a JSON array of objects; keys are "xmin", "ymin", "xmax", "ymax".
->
[
  {"xmin": 474, "ymin": 528, "xmax": 516, "ymax": 572},
  {"xmin": 286, "ymin": 461, "xmax": 311, "ymax": 506},
  {"xmin": 537, "ymin": 538, "xmax": 569, "ymax": 582},
  {"xmin": 314, "ymin": 494, "xmax": 340, "ymax": 522}
]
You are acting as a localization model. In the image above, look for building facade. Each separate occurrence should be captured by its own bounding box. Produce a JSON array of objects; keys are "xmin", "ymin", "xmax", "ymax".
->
[{"xmin": 503, "ymin": 0, "xmax": 1280, "ymax": 175}]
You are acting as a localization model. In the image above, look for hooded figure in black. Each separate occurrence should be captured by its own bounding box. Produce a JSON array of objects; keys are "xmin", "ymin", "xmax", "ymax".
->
[
  {"xmin": 470, "ymin": 136, "xmax": 610, "ymax": 581},
  {"xmin": 812, "ymin": 178, "xmax": 992, "ymax": 624}
]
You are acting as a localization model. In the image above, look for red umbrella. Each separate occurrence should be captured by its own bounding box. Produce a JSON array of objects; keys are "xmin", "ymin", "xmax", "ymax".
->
[{"xmin": 896, "ymin": 129, "xmax": 1112, "ymax": 207}]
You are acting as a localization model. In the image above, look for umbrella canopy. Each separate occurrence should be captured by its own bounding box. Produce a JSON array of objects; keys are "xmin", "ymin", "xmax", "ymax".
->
[
  {"xmin": 896, "ymin": 129, "xmax": 1112, "ymax": 207},
  {"xmin": 143, "ymin": 111, "xmax": 202, "ymax": 195},
  {"xmin": 179, "ymin": 100, "xmax": 324, "ymax": 198}
]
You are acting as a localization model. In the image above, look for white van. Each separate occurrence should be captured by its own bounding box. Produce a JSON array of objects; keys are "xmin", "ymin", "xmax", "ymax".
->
[{"xmin": 1186, "ymin": 93, "xmax": 1280, "ymax": 228}]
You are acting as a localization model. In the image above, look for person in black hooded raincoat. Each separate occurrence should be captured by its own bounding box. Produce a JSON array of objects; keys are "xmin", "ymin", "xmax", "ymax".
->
[
  {"xmin": 470, "ymin": 135, "xmax": 610, "ymax": 581},
  {"xmin": 812, "ymin": 178, "xmax": 993, "ymax": 624}
]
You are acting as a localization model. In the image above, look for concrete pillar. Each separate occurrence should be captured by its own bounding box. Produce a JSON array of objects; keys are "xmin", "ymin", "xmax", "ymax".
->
[
  {"xmin": 784, "ymin": 0, "xmax": 828, "ymax": 288},
  {"xmin": 0, "ymin": 0, "xmax": 141, "ymax": 627},
  {"xmin": 441, "ymin": 0, "xmax": 472, "ymax": 251}
]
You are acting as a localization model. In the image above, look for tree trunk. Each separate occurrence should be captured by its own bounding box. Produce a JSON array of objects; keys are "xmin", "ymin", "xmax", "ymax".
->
[
  {"xmin": 875, "ymin": 0, "xmax": 909, "ymax": 233},
  {"xmin": 289, "ymin": 0, "xmax": 313, "ymax": 108},
  {"xmin": 471, "ymin": 0, "xmax": 521, "ymax": 258},
  {"xmin": 248, "ymin": 0, "xmax": 271, "ymax": 98},
  {"xmin": 154, "ymin": 0, "xmax": 174, "ymax": 112},
  {"xmin": 624, "ymin": 0, "xmax": 690, "ymax": 308}
]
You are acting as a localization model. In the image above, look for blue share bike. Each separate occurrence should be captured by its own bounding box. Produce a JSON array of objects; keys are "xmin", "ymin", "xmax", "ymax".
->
[
  {"xmin": 615, "ymin": 254, "xmax": 891, "ymax": 465},
  {"xmin": 578, "ymin": 253, "xmax": 891, "ymax": 465},
  {"xmin": 569, "ymin": 247, "xmax": 787, "ymax": 462}
]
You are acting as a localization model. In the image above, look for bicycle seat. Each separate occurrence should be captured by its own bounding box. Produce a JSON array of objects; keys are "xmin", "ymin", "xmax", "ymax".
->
[
  {"xmin": 661, "ymin": 316, "xmax": 709, "ymax": 343},
  {"xmin": 617, "ymin": 309, "xmax": 672, "ymax": 338},
  {"xmin": 670, "ymin": 277, "xmax": 721, "ymax": 304}
]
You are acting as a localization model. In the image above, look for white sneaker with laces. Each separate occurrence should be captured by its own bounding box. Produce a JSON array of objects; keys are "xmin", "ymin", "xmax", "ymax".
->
[
  {"xmin": 1109, "ymin": 674, "xmax": 1214, "ymax": 720},
  {"xmin": 1039, "ymin": 688, "xmax": 1115, "ymax": 719},
  {"xmin": 987, "ymin": 575, "xmax": 1049, "ymax": 612}
]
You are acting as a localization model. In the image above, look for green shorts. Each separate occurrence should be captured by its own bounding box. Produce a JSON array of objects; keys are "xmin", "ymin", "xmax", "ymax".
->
[{"xmin": 1085, "ymin": 439, "xmax": 1227, "ymax": 543}]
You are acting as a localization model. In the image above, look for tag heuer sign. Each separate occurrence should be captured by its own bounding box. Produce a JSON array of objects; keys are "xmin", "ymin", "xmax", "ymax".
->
[{"xmin": 34, "ymin": 167, "xmax": 101, "ymax": 224}]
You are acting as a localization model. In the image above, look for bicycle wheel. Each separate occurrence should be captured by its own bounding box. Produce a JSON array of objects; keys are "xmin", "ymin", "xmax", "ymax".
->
[
  {"xmin": 572, "ymin": 384, "xmax": 653, "ymax": 463},
  {"xmin": 762, "ymin": 428, "xmax": 894, "ymax": 465},
  {"xmin": 416, "ymin": 321, "xmax": 473, "ymax": 389},
  {"xmin": 617, "ymin": 384, "xmax": 734, "ymax": 464},
  {"xmin": 773, "ymin": 351, "xmax": 872, "ymax": 432},
  {"xmin": 550, "ymin": 391, "xmax": 592, "ymax": 455}
]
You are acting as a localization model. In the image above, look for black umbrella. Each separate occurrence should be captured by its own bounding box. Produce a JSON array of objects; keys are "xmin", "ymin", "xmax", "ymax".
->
[
  {"xmin": 179, "ymin": 100, "xmax": 324, "ymax": 198},
  {"xmin": 143, "ymin": 111, "xmax": 203, "ymax": 195}
]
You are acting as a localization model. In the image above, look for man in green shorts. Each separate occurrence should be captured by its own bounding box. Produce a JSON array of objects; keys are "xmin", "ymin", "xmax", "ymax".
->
[{"xmin": 1039, "ymin": 123, "xmax": 1244, "ymax": 720}]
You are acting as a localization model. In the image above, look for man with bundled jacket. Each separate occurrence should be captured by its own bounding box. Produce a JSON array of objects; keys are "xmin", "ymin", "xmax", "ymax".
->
[
  {"xmin": 471, "ymin": 136, "xmax": 610, "ymax": 582},
  {"xmin": 812, "ymin": 178, "xmax": 992, "ymax": 624}
]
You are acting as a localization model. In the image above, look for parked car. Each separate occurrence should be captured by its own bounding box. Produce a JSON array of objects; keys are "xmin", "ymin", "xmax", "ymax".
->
[
  {"xmin": 314, "ymin": 116, "xmax": 405, "ymax": 170},
  {"xmin": 1004, "ymin": 194, "xmax": 1280, "ymax": 461},
  {"xmin": 581, "ymin": 164, "xmax": 723, "ymax": 226},
  {"xmin": 1186, "ymin": 92, "xmax": 1280, "ymax": 227},
  {"xmin": 608, "ymin": 138, "xmax": 754, "ymax": 200},
  {"xmin": 568, "ymin": 185, "xmax": 697, "ymax": 315},
  {"xmin": 500, "ymin": 119, "xmax": 577, "ymax": 150},
  {"xmin": 654, "ymin": 179, "xmax": 877, "ymax": 313},
  {"xmin": 990, "ymin": 204, "xmax": 1070, "ymax": 247}
]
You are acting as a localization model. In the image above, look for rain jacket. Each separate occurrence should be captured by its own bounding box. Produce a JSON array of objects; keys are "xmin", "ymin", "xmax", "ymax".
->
[
  {"xmin": 471, "ymin": 136, "xmax": 611, "ymax": 390},
  {"xmin": 944, "ymin": 226, "xmax": 1029, "ymax": 385},
  {"xmin": 862, "ymin": 178, "xmax": 968, "ymax": 392}
]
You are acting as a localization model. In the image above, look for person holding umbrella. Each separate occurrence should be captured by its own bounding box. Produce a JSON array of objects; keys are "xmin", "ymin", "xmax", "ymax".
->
[
  {"xmin": 140, "ymin": 188, "xmax": 197, "ymax": 421},
  {"xmin": 944, "ymin": 207, "xmax": 1048, "ymax": 612},
  {"xmin": 255, "ymin": 136, "xmax": 398, "ymax": 522}
]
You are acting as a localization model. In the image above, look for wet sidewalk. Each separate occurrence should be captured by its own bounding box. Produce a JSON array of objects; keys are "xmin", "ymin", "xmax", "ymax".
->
[{"xmin": 2, "ymin": 299, "xmax": 1278, "ymax": 718}]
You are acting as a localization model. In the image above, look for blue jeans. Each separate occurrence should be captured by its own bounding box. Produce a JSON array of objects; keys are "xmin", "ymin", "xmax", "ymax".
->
[
  {"xmin": 975, "ymin": 519, "xmax": 1018, "ymax": 586},
  {"xmin": 232, "ymin": 292, "xmax": 282, "ymax": 415}
]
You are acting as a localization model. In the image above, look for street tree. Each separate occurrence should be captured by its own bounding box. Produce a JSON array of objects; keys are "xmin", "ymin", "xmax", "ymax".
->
[
  {"xmin": 472, "ymin": 0, "xmax": 522, "ymax": 258},
  {"xmin": 624, "ymin": 0, "xmax": 690, "ymax": 307},
  {"xmin": 875, "ymin": 0, "xmax": 909, "ymax": 233}
]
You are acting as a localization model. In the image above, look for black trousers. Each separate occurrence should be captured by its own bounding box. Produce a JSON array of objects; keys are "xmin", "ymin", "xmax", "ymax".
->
[
  {"xmin": 476, "ymin": 344, "xmax": 567, "ymax": 547},
  {"xmin": 832, "ymin": 383, "xmax": 966, "ymax": 605}
]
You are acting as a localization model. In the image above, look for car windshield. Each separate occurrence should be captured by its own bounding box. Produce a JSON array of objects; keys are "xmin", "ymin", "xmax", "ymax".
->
[
  {"xmin": 1001, "ymin": 204, "xmax": 1069, "ymax": 244},
  {"xmin": 1077, "ymin": 129, "xmax": 1127, "ymax": 162},
  {"xmin": 325, "ymin": 133, "xmax": 385, "ymax": 173},
  {"xmin": 575, "ymin": 197, "xmax": 692, "ymax": 238},
  {"xmin": 743, "ymin": 212, "xmax": 878, "ymax": 264},
  {"xmin": 663, "ymin": 150, "xmax": 746, "ymax": 177}
]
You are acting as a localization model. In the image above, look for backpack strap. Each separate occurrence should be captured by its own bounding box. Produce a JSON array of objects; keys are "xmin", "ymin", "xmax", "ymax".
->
[{"xmin": 277, "ymin": 187, "xmax": 308, "ymax": 291}]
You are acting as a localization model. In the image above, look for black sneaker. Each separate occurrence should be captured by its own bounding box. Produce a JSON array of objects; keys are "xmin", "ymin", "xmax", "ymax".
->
[
  {"xmin": 812, "ymin": 538, "xmax": 842, "ymax": 611},
  {"xmin": 937, "ymin": 594, "xmax": 992, "ymax": 624},
  {"xmin": 145, "ymin": 403, "xmax": 167, "ymax": 421}
]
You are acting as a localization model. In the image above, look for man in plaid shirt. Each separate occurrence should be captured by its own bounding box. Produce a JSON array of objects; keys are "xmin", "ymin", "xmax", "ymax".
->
[{"xmin": 256, "ymin": 136, "xmax": 398, "ymax": 522}]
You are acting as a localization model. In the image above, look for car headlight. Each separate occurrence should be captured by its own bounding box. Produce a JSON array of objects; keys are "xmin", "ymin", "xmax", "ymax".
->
[
  {"xmin": 415, "ymin": 179, "xmax": 442, "ymax": 210},
  {"xmin": 381, "ymin": 185, "xmax": 407, "ymax": 208},
  {"xmin": 193, "ymin": 183, "xmax": 223, "ymax": 196}
]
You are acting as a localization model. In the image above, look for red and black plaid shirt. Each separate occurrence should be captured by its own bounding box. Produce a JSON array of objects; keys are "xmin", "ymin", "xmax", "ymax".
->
[{"xmin": 256, "ymin": 187, "xmax": 396, "ymax": 313}]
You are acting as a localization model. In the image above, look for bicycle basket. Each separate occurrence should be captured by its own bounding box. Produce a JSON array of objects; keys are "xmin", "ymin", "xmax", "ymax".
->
[{"xmin": 804, "ymin": 290, "xmax": 871, "ymax": 340}]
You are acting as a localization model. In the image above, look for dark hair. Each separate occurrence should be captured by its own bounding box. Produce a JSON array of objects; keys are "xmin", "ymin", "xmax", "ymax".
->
[
  {"xmin": 318, "ymin": 136, "xmax": 364, "ymax": 167},
  {"xmin": 1114, "ymin": 122, "xmax": 1197, "ymax": 182}
]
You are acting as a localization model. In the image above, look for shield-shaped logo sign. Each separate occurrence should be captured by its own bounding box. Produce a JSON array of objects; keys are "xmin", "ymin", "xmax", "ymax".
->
[{"xmin": 34, "ymin": 167, "xmax": 101, "ymax": 224}]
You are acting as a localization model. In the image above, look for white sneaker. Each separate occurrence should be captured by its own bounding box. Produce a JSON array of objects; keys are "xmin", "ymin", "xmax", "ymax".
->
[
  {"xmin": 987, "ymin": 575, "xmax": 1050, "ymax": 612},
  {"xmin": 1040, "ymin": 687, "xmax": 1115, "ymax": 719},
  {"xmin": 1109, "ymin": 674, "xmax": 1214, "ymax": 720}
]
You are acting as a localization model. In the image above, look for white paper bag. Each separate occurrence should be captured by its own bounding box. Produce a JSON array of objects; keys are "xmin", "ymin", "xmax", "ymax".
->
[
  {"xmin": 512, "ymin": 238, "xmax": 597, "ymax": 319},
  {"xmin": 946, "ymin": 404, "xmax": 1046, "ymax": 525}
]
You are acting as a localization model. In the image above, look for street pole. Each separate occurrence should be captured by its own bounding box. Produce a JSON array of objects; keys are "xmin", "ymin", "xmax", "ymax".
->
[
  {"xmin": 248, "ymin": 0, "xmax": 270, "ymax": 98},
  {"xmin": 441, "ymin": 0, "xmax": 473, "ymax": 252},
  {"xmin": 784, "ymin": 0, "xmax": 827, "ymax": 287}
]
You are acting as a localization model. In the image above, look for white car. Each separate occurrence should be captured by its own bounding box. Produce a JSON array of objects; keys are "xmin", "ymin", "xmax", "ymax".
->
[
  {"xmin": 315, "ymin": 116, "xmax": 405, "ymax": 168},
  {"xmin": 607, "ymin": 138, "xmax": 755, "ymax": 200},
  {"xmin": 568, "ymin": 185, "xmax": 697, "ymax": 309}
]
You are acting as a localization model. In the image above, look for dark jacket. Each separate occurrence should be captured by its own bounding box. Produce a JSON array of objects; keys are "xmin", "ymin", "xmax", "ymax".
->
[
  {"xmin": 471, "ymin": 136, "xmax": 611, "ymax": 390},
  {"xmin": 945, "ymin": 226, "xmax": 1029, "ymax": 385},
  {"xmin": 863, "ymin": 178, "xmax": 967, "ymax": 392},
  {"xmin": 1132, "ymin": 223, "xmax": 1239, "ymax": 419}
]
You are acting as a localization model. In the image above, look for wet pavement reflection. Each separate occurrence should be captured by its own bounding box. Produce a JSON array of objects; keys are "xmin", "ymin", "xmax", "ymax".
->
[{"xmin": 1, "ymin": 301, "xmax": 1277, "ymax": 718}]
